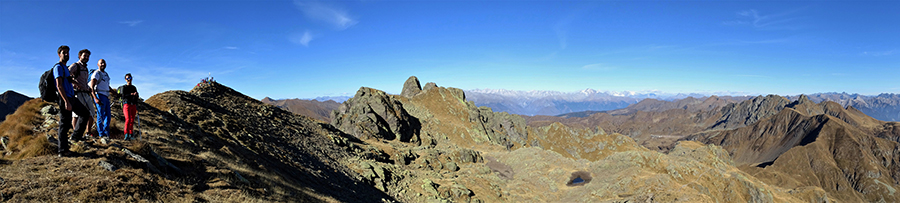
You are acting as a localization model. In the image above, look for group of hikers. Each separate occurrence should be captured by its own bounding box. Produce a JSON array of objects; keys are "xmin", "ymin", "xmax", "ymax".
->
[{"xmin": 50, "ymin": 45, "xmax": 140, "ymax": 157}]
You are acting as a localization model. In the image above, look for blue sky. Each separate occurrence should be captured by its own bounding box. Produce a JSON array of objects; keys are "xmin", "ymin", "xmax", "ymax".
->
[{"xmin": 2, "ymin": 0, "xmax": 898, "ymax": 99}]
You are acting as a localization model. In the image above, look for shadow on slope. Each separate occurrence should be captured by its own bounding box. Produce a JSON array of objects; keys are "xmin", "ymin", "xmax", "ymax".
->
[
  {"xmin": 144, "ymin": 81, "xmax": 394, "ymax": 202},
  {"xmin": 683, "ymin": 101, "xmax": 900, "ymax": 202}
]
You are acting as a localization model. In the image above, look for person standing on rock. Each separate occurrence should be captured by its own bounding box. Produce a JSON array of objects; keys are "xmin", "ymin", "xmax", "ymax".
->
[
  {"xmin": 89, "ymin": 59, "xmax": 115, "ymax": 143},
  {"xmin": 68, "ymin": 49, "xmax": 96, "ymax": 140},
  {"xmin": 54, "ymin": 45, "xmax": 91, "ymax": 157},
  {"xmin": 121, "ymin": 73, "xmax": 139, "ymax": 140}
]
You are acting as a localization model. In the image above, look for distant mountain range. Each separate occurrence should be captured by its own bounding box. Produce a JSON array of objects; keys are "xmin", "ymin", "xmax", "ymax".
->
[
  {"xmin": 465, "ymin": 89, "xmax": 900, "ymax": 121},
  {"xmin": 787, "ymin": 93, "xmax": 900, "ymax": 121},
  {"xmin": 260, "ymin": 97, "xmax": 341, "ymax": 122},
  {"xmin": 0, "ymin": 90, "xmax": 32, "ymax": 122},
  {"xmin": 312, "ymin": 96, "xmax": 351, "ymax": 103},
  {"xmin": 464, "ymin": 88, "xmax": 746, "ymax": 116}
]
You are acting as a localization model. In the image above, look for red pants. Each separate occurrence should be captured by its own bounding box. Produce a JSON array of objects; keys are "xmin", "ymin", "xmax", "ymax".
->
[{"xmin": 123, "ymin": 103, "xmax": 137, "ymax": 134}]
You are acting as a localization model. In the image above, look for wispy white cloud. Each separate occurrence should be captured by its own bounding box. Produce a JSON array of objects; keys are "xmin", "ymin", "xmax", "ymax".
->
[
  {"xmin": 289, "ymin": 30, "xmax": 314, "ymax": 47},
  {"xmin": 724, "ymin": 9, "xmax": 805, "ymax": 30},
  {"xmin": 224, "ymin": 46, "xmax": 239, "ymax": 50},
  {"xmin": 293, "ymin": 0, "xmax": 357, "ymax": 30},
  {"xmin": 119, "ymin": 20, "xmax": 143, "ymax": 27},
  {"xmin": 860, "ymin": 50, "xmax": 895, "ymax": 56}
]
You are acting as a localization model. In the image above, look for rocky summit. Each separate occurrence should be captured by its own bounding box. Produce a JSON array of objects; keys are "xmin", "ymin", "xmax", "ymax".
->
[{"xmin": 1, "ymin": 77, "xmax": 898, "ymax": 202}]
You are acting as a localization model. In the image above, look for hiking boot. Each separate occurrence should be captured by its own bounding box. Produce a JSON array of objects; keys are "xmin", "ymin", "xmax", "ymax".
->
[
  {"xmin": 68, "ymin": 139, "xmax": 81, "ymax": 146},
  {"xmin": 70, "ymin": 136, "xmax": 86, "ymax": 142},
  {"xmin": 58, "ymin": 151, "xmax": 77, "ymax": 157},
  {"xmin": 124, "ymin": 134, "xmax": 132, "ymax": 141},
  {"xmin": 100, "ymin": 137, "xmax": 109, "ymax": 145}
]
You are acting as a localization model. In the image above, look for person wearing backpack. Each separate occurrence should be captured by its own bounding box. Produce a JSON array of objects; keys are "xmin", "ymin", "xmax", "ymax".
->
[
  {"xmin": 121, "ymin": 73, "xmax": 139, "ymax": 140},
  {"xmin": 68, "ymin": 49, "xmax": 96, "ymax": 141},
  {"xmin": 53, "ymin": 45, "xmax": 91, "ymax": 157},
  {"xmin": 89, "ymin": 59, "xmax": 115, "ymax": 143}
]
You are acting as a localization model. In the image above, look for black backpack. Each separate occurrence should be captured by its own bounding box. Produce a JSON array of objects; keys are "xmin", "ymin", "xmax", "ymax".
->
[
  {"xmin": 116, "ymin": 85, "xmax": 125, "ymax": 104},
  {"xmin": 39, "ymin": 65, "xmax": 59, "ymax": 103}
]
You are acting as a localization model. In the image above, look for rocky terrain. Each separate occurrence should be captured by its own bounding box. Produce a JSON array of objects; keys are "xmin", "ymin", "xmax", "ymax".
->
[
  {"xmin": 529, "ymin": 93, "xmax": 900, "ymax": 202},
  {"xmin": 326, "ymin": 76, "xmax": 837, "ymax": 202},
  {"xmin": 260, "ymin": 97, "xmax": 341, "ymax": 122},
  {"xmin": 1, "ymin": 76, "xmax": 896, "ymax": 202},
  {"xmin": 0, "ymin": 90, "xmax": 31, "ymax": 122}
]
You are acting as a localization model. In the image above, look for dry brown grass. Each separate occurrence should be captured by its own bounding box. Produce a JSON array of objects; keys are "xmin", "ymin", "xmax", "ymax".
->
[
  {"xmin": 0, "ymin": 99, "xmax": 54, "ymax": 160},
  {"xmin": 0, "ymin": 155, "xmax": 195, "ymax": 202},
  {"xmin": 127, "ymin": 140, "xmax": 152, "ymax": 156}
]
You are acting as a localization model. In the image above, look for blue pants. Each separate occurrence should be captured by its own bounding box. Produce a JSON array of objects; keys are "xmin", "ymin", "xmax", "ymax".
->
[{"xmin": 94, "ymin": 94, "xmax": 111, "ymax": 138}]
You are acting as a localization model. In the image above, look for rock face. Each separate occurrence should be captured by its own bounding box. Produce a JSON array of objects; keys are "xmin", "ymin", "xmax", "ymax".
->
[
  {"xmin": 0, "ymin": 90, "xmax": 32, "ymax": 122},
  {"xmin": 401, "ymin": 76, "xmax": 422, "ymax": 98},
  {"xmin": 422, "ymin": 82, "xmax": 438, "ymax": 91},
  {"xmin": 712, "ymin": 95, "xmax": 790, "ymax": 130},
  {"xmin": 332, "ymin": 87, "xmax": 421, "ymax": 142}
]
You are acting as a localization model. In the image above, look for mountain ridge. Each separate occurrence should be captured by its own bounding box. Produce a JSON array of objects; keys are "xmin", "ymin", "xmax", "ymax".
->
[
  {"xmin": 260, "ymin": 97, "xmax": 340, "ymax": 122},
  {"xmin": 1, "ymin": 78, "xmax": 896, "ymax": 202},
  {"xmin": 0, "ymin": 90, "xmax": 32, "ymax": 122}
]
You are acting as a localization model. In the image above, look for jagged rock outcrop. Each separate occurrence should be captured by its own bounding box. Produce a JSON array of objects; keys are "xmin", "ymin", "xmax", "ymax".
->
[
  {"xmin": 422, "ymin": 82, "xmax": 438, "ymax": 91},
  {"xmin": 332, "ymin": 87, "xmax": 421, "ymax": 142},
  {"xmin": 466, "ymin": 105, "xmax": 528, "ymax": 149},
  {"xmin": 401, "ymin": 76, "xmax": 422, "ymax": 98}
]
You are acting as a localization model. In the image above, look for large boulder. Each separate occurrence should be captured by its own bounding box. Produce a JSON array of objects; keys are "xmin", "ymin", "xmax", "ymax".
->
[
  {"xmin": 332, "ymin": 87, "xmax": 420, "ymax": 142},
  {"xmin": 401, "ymin": 76, "xmax": 422, "ymax": 98}
]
